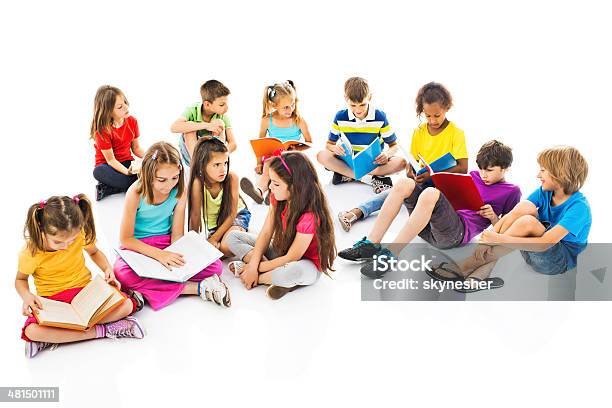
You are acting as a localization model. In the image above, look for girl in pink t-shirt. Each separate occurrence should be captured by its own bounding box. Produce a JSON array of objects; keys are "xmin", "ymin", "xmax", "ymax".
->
[
  {"xmin": 90, "ymin": 85, "xmax": 145, "ymax": 201},
  {"xmin": 226, "ymin": 152, "xmax": 336, "ymax": 300}
]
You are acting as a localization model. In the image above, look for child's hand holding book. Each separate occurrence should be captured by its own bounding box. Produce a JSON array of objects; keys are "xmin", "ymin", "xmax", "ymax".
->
[{"xmin": 22, "ymin": 292, "xmax": 43, "ymax": 317}]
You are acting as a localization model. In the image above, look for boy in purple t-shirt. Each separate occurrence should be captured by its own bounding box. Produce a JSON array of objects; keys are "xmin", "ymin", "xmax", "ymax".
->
[{"xmin": 338, "ymin": 140, "xmax": 521, "ymax": 278}]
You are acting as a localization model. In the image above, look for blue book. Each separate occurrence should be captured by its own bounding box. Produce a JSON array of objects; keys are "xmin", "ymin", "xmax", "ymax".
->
[
  {"xmin": 416, "ymin": 152, "xmax": 456, "ymax": 175},
  {"xmin": 337, "ymin": 134, "xmax": 382, "ymax": 179}
]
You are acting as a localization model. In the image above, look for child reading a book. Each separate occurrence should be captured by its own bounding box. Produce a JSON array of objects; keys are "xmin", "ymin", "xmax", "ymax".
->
[
  {"xmin": 240, "ymin": 81, "xmax": 313, "ymax": 205},
  {"xmin": 16, "ymin": 194, "xmax": 144, "ymax": 359},
  {"xmin": 170, "ymin": 80, "xmax": 237, "ymax": 167},
  {"xmin": 434, "ymin": 146, "xmax": 591, "ymax": 289},
  {"xmin": 114, "ymin": 142, "xmax": 231, "ymax": 308},
  {"xmin": 91, "ymin": 85, "xmax": 146, "ymax": 201},
  {"xmin": 338, "ymin": 81, "xmax": 469, "ymax": 231},
  {"xmin": 316, "ymin": 77, "xmax": 406, "ymax": 193},
  {"xmin": 338, "ymin": 140, "xmax": 521, "ymax": 280},
  {"xmin": 188, "ymin": 137, "xmax": 251, "ymax": 256},
  {"xmin": 226, "ymin": 152, "xmax": 336, "ymax": 300}
]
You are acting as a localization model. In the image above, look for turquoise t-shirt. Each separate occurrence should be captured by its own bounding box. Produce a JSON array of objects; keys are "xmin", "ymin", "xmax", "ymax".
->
[{"xmin": 133, "ymin": 188, "xmax": 178, "ymax": 239}]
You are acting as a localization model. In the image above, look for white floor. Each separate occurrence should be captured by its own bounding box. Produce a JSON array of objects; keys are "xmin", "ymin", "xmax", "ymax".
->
[{"xmin": 3, "ymin": 1, "xmax": 612, "ymax": 406}]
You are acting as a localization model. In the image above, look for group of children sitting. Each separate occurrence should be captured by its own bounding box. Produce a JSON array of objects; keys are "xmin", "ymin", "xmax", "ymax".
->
[{"xmin": 15, "ymin": 77, "xmax": 592, "ymax": 358}]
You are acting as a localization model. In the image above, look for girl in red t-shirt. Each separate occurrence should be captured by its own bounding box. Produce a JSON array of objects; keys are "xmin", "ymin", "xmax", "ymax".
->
[
  {"xmin": 90, "ymin": 85, "xmax": 145, "ymax": 201},
  {"xmin": 226, "ymin": 152, "xmax": 336, "ymax": 299}
]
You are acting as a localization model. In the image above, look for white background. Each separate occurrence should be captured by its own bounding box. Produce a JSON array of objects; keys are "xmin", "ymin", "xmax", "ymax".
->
[{"xmin": 1, "ymin": 1, "xmax": 611, "ymax": 407}]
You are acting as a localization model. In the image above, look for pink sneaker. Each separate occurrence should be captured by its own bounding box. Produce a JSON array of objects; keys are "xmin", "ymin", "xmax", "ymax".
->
[
  {"xmin": 104, "ymin": 316, "xmax": 145, "ymax": 339},
  {"xmin": 25, "ymin": 341, "xmax": 58, "ymax": 359}
]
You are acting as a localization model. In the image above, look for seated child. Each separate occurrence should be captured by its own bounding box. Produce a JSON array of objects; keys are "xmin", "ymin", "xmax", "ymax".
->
[
  {"xmin": 240, "ymin": 80, "xmax": 313, "ymax": 205},
  {"xmin": 114, "ymin": 142, "xmax": 230, "ymax": 308},
  {"xmin": 338, "ymin": 140, "xmax": 522, "ymax": 279},
  {"xmin": 170, "ymin": 80, "xmax": 237, "ymax": 167},
  {"xmin": 438, "ymin": 146, "xmax": 591, "ymax": 290},
  {"xmin": 338, "ymin": 81, "xmax": 468, "ymax": 231},
  {"xmin": 16, "ymin": 194, "xmax": 144, "ymax": 358},
  {"xmin": 91, "ymin": 85, "xmax": 145, "ymax": 201},
  {"xmin": 188, "ymin": 137, "xmax": 251, "ymax": 256},
  {"xmin": 226, "ymin": 152, "xmax": 336, "ymax": 300},
  {"xmin": 316, "ymin": 77, "xmax": 406, "ymax": 193}
]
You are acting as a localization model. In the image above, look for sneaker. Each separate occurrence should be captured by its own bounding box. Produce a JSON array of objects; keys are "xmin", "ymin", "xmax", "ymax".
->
[
  {"xmin": 338, "ymin": 237, "xmax": 381, "ymax": 262},
  {"xmin": 126, "ymin": 289, "xmax": 145, "ymax": 312},
  {"xmin": 240, "ymin": 177, "xmax": 264, "ymax": 204},
  {"xmin": 104, "ymin": 316, "xmax": 145, "ymax": 339},
  {"xmin": 332, "ymin": 172, "xmax": 353, "ymax": 185},
  {"xmin": 198, "ymin": 275, "xmax": 231, "ymax": 307},
  {"xmin": 95, "ymin": 183, "xmax": 109, "ymax": 201},
  {"xmin": 338, "ymin": 210, "xmax": 359, "ymax": 232},
  {"xmin": 25, "ymin": 341, "xmax": 57, "ymax": 359},
  {"xmin": 371, "ymin": 176, "xmax": 393, "ymax": 194},
  {"xmin": 96, "ymin": 183, "xmax": 124, "ymax": 201},
  {"xmin": 360, "ymin": 247, "xmax": 397, "ymax": 279},
  {"xmin": 266, "ymin": 285, "xmax": 298, "ymax": 300}
]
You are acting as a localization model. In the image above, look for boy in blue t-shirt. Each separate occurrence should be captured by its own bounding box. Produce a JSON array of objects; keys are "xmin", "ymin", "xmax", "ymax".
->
[{"xmin": 456, "ymin": 145, "xmax": 591, "ymax": 279}]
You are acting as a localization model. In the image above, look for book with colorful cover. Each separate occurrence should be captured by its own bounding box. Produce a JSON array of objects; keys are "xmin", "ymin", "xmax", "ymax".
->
[
  {"xmin": 420, "ymin": 155, "xmax": 485, "ymax": 211},
  {"xmin": 336, "ymin": 134, "xmax": 382, "ymax": 179},
  {"xmin": 250, "ymin": 138, "xmax": 311, "ymax": 159},
  {"xmin": 416, "ymin": 152, "xmax": 457, "ymax": 175}
]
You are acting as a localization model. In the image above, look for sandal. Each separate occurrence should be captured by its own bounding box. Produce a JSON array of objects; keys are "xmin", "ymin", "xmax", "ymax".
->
[
  {"xmin": 240, "ymin": 178, "xmax": 264, "ymax": 204},
  {"xmin": 426, "ymin": 262, "xmax": 464, "ymax": 282},
  {"xmin": 455, "ymin": 276, "xmax": 505, "ymax": 293},
  {"xmin": 228, "ymin": 261, "xmax": 245, "ymax": 277},
  {"xmin": 338, "ymin": 210, "xmax": 359, "ymax": 232}
]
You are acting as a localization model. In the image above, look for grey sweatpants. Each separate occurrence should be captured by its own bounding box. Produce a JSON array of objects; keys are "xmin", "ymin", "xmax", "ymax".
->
[{"xmin": 226, "ymin": 230, "xmax": 320, "ymax": 288}]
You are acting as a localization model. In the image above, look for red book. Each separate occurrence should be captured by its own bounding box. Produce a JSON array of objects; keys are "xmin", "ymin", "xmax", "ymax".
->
[{"xmin": 420, "ymin": 155, "xmax": 485, "ymax": 211}]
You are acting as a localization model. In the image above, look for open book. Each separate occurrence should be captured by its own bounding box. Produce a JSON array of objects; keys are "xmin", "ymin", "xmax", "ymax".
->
[
  {"xmin": 34, "ymin": 276, "xmax": 126, "ymax": 331},
  {"xmin": 115, "ymin": 231, "xmax": 223, "ymax": 283},
  {"xmin": 250, "ymin": 138, "xmax": 311, "ymax": 159},
  {"xmin": 336, "ymin": 134, "xmax": 383, "ymax": 179},
  {"xmin": 421, "ymin": 155, "xmax": 485, "ymax": 211},
  {"xmin": 415, "ymin": 152, "xmax": 457, "ymax": 175}
]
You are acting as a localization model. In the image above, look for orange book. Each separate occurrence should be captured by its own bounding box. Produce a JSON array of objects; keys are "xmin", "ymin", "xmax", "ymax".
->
[
  {"xmin": 34, "ymin": 276, "xmax": 126, "ymax": 331},
  {"xmin": 250, "ymin": 138, "xmax": 311, "ymax": 159}
]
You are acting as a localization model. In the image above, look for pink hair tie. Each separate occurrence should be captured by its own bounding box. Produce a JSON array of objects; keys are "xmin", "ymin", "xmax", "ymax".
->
[
  {"xmin": 39, "ymin": 200, "xmax": 47, "ymax": 209},
  {"xmin": 272, "ymin": 149, "xmax": 292, "ymax": 176},
  {"xmin": 73, "ymin": 195, "xmax": 80, "ymax": 204}
]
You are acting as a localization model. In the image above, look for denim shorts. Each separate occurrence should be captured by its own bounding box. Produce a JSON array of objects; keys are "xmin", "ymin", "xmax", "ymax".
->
[
  {"xmin": 207, "ymin": 208, "xmax": 252, "ymax": 236},
  {"xmin": 520, "ymin": 241, "xmax": 575, "ymax": 275}
]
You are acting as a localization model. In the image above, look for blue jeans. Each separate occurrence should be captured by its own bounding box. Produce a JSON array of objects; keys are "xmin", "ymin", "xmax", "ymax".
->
[{"xmin": 357, "ymin": 191, "xmax": 389, "ymax": 218}]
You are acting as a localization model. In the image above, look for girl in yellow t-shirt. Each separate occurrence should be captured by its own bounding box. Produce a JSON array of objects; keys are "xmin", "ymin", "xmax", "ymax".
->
[{"xmin": 15, "ymin": 194, "xmax": 144, "ymax": 359}]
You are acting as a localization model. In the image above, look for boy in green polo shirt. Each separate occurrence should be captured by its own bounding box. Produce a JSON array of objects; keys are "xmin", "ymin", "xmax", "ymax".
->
[{"xmin": 171, "ymin": 80, "xmax": 237, "ymax": 166}]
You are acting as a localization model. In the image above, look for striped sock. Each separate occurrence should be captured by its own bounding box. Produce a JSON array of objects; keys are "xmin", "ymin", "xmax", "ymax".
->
[{"xmin": 95, "ymin": 324, "xmax": 106, "ymax": 339}]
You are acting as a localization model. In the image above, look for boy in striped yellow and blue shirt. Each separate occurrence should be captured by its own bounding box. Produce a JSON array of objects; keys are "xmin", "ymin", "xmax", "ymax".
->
[{"xmin": 316, "ymin": 77, "xmax": 406, "ymax": 193}]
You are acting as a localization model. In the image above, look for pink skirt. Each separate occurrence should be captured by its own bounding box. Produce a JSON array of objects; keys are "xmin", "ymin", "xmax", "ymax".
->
[{"xmin": 114, "ymin": 234, "xmax": 223, "ymax": 311}]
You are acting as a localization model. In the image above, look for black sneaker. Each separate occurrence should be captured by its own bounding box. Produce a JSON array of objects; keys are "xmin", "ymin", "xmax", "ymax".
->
[
  {"xmin": 338, "ymin": 237, "xmax": 381, "ymax": 262},
  {"xmin": 332, "ymin": 172, "xmax": 353, "ymax": 185},
  {"xmin": 96, "ymin": 183, "xmax": 109, "ymax": 201},
  {"xmin": 371, "ymin": 176, "xmax": 393, "ymax": 194},
  {"xmin": 360, "ymin": 247, "xmax": 397, "ymax": 279}
]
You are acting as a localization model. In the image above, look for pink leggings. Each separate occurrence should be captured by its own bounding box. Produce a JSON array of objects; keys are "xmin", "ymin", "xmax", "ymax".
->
[{"xmin": 114, "ymin": 234, "xmax": 223, "ymax": 310}]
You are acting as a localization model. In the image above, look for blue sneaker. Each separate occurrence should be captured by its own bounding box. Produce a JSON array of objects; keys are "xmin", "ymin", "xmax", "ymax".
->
[
  {"xmin": 360, "ymin": 247, "xmax": 397, "ymax": 279},
  {"xmin": 338, "ymin": 237, "xmax": 381, "ymax": 262}
]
